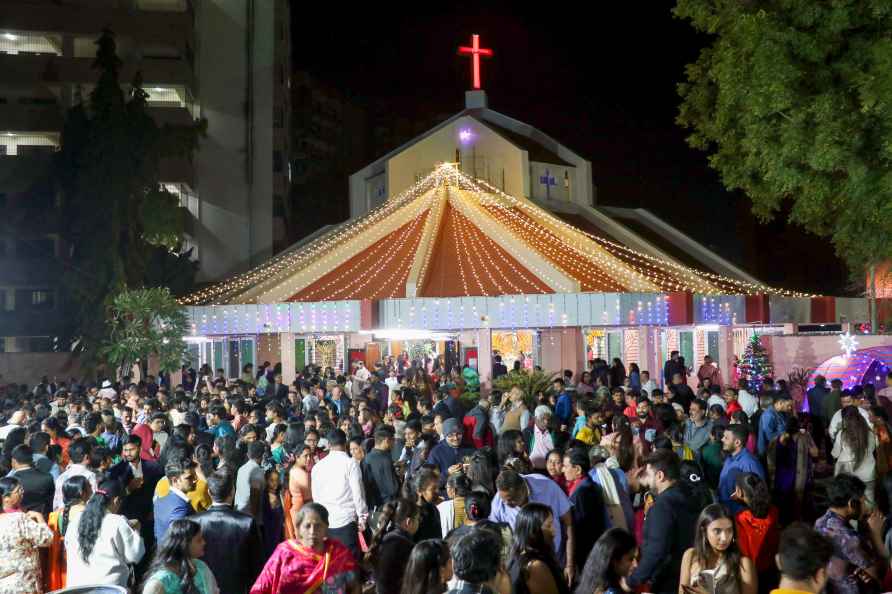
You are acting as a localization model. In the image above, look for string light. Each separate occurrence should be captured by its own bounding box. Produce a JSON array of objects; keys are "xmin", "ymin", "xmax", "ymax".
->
[{"xmin": 183, "ymin": 163, "xmax": 812, "ymax": 308}]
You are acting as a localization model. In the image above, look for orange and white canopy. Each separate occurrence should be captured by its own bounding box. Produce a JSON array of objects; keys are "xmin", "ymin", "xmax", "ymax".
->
[{"xmin": 183, "ymin": 164, "xmax": 800, "ymax": 306}]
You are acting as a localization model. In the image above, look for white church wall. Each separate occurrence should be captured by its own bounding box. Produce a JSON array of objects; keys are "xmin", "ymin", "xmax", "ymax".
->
[
  {"xmin": 386, "ymin": 116, "xmax": 527, "ymax": 200},
  {"xmin": 529, "ymin": 161, "xmax": 574, "ymax": 203}
]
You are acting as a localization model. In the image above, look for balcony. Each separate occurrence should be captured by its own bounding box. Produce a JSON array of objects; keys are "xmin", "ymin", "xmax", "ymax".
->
[
  {"xmin": 0, "ymin": 54, "xmax": 193, "ymax": 88},
  {"xmin": 159, "ymin": 155, "xmax": 194, "ymax": 186},
  {"xmin": 0, "ymin": 4, "xmax": 192, "ymax": 40},
  {"xmin": 0, "ymin": 102, "xmax": 64, "ymax": 133},
  {"xmin": 0, "ymin": 257, "xmax": 65, "ymax": 285},
  {"xmin": 0, "ymin": 308, "xmax": 66, "ymax": 337}
]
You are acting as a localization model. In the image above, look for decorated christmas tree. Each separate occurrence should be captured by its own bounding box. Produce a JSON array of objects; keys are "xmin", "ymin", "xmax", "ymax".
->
[{"xmin": 739, "ymin": 334, "xmax": 773, "ymax": 392}]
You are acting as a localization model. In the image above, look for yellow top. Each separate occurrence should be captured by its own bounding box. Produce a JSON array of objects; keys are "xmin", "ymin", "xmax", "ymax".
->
[
  {"xmin": 575, "ymin": 426, "xmax": 600, "ymax": 446},
  {"xmin": 770, "ymin": 589, "xmax": 814, "ymax": 594},
  {"xmin": 154, "ymin": 476, "xmax": 212, "ymax": 513}
]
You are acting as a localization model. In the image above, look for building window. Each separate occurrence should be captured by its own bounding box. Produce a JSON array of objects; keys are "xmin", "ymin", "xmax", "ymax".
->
[
  {"xmin": 0, "ymin": 33, "xmax": 62, "ymax": 56},
  {"xmin": 273, "ymin": 150, "xmax": 283, "ymax": 173},
  {"xmin": 29, "ymin": 337, "xmax": 53, "ymax": 352},
  {"xmin": 31, "ymin": 290, "xmax": 54, "ymax": 310},
  {"xmin": 273, "ymin": 194, "xmax": 285, "ymax": 217},
  {"xmin": 274, "ymin": 107, "xmax": 284, "ymax": 128}
]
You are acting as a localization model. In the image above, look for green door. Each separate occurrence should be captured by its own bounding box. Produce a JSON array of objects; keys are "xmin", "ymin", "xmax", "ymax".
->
[
  {"xmin": 295, "ymin": 338, "xmax": 306, "ymax": 373},
  {"xmin": 707, "ymin": 331, "xmax": 720, "ymax": 361},
  {"xmin": 680, "ymin": 331, "xmax": 694, "ymax": 371}
]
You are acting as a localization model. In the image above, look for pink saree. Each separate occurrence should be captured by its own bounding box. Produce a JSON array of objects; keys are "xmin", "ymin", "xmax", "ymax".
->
[{"xmin": 250, "ymin": 538, "xmax": 357, "ymax": 594}]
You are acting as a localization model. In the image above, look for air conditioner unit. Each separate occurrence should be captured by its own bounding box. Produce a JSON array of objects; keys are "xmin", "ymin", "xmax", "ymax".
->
[{"xmin": 797, "ymin": 323, "xmax": 843, "ymax": 334}]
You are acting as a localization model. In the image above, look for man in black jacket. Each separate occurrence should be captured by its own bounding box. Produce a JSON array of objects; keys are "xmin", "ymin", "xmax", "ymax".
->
[
  {"xmin": 625, "ymin": 449, "xmax": 699, "ymax": 594},
  {"xmin": 492, "ymin": 355, "xmax": 508, "ymax": 379},
  {"xmin": 10, "ymin": 445, "xmax": 54, "ymax": 516},
  {"xmin": 362, "ymin": 425, "xmax": 400, "ymax": 511},
  {"xmin": 663, "ymin": 351, "xmax": 687, "ymax": 387},
  {"xmin": 109, "ymin": 434, "xmax": 164, "ymax": 566},
  {"xmin": 193, "ymin": 470, "xmax": 263, "ymax": 594}
]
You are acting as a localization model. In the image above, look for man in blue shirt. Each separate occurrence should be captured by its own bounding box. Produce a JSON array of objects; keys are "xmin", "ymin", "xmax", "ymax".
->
[
  {"xmin": 490, "ymin": 469, "xmax": 576, "ymax": 583},
  {"xmin": 553, "ymin": 378, "xmax": 573, "ymax": 429},
  {"xmin": 758, "ymin": 394, "xmax": 792, "ymax": 455},
  {"xmin": 719, "ymin": 424, "xmax": 765, "ymax": 514}
]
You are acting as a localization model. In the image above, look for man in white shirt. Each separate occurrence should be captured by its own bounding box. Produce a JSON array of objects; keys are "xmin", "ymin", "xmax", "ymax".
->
[
  {"xmin": 736, "ymin": 378, "xmax": 759, "ymax": 417},
  {"xmin": 310, "ymin": 429, "xmax": 367, "ymax": 561},
  {"xmin": 640, "ymin": 371, "xmax": 658, "ymax": 399},
  {"xmin": 54, "ymin": 439, "xmax": 98, "ymax": 509},
  {"xmin": 354, "ymin": 361, "xmax": 371, "ymax": 383},
  {"xmin": 384, "ymin": 369, "xmax": 400, "ymax": 406}
]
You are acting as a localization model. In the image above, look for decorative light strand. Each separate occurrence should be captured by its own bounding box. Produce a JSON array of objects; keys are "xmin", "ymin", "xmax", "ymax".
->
[{"xmin": 183, "ymin": 163, "xmax": 812, "ymax": 306}]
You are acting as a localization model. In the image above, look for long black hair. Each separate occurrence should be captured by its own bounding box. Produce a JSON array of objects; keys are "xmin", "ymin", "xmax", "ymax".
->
[
  {"xmin": 574, "ymin": 528, "xmax": 637, "ymax": 594},
  {"xmin": 497, "ymin": 430, "xmax": 524, "ymax": 468},
  {"xmin": 61, "ymin": 475, "xmax": 91, "ymax": 537},
  {"xmin": 735, "ymin": 472, "xmax": 772, "ymax": 519},
  {"xmin": 400, "ymin": 539, "xmax": 450, "ymax": 594},
  {"xmin": 366, "ymin": 498, "xmax": 419, "ymax": 567},
  {"xmin": 693, "ymin": 504, "xmax": 743, "ymax": 590},
  {"xmin": 143, "ymin": 519, "xmax": 203, "ymax": 594},
  {"xmin": 0, "ymin": 476, "xmax": 20, "ymax": 509},
  {"xmin": 841, "ymin": 405, "xmax": 870, "ymax": 468},
  {"xmin": 612, "ymin": 415, "xmax": 635, "ymax": 471},
  {"xmin": 78, "ymin": 478, "xmax": 123, "ymax": 562},
  {"xmin": 465, "ymin": 449, "xmax": 496, "ymax": 496},
  {"xmin": 510, "ymin": 502, "xmax": 566, "ymax": 593}
]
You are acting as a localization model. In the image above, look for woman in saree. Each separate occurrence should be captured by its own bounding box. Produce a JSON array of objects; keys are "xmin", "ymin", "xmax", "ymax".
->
[{"xmin": 250, "ymin": 502, "xmax": 359, "ymax": 594}]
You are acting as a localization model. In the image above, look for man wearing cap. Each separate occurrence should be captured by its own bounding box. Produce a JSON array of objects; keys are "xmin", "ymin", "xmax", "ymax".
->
[
  {"xmin": 98, "ymin": 379, "xmax": 117, "ymax": 401},
  {"xmin": 427, "ymin": 418, "xmax": 472, "ymax": 489},
  {"xmin": 433, "ymin": 383, "xmax": 465, "ymax": 422}
]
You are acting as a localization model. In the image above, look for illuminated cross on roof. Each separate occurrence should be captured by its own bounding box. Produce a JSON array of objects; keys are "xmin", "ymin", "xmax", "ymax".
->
[{"xmin": 458, "ymin": 34, "xmax": 493, "ymax": 90}]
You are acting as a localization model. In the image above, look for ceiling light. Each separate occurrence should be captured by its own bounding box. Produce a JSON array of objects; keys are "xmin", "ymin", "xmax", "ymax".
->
[{"xmin": 3, "ymin": 34, "xmax": 18, "ymax": 41}]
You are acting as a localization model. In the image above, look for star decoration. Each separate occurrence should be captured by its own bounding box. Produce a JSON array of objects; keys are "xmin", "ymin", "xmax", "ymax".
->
[{"xmin": 838, "ymin": 331, "xmax": 858, "ymax": 359}]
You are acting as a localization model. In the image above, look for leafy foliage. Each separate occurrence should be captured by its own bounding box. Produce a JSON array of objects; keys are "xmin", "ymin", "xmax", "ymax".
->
[
  {"xmin": 674, "ymin": 0, "xmax": 892, "ymax": 276},
  {"xmin": 101, "ymin": 287, "xmax": 189, "ymax": 376},
  {"xmin": 492, "ymin": 369, "xmax": 559, "ymax": 409},
  {"xmin": 55, "ymin": 30, "xmax": 203, "ymax": 368}
]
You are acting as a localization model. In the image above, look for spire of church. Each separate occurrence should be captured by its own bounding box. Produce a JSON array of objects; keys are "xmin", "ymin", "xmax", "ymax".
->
[{"xmin": 465, "ymin": 89, "xmax": 487, "ymax": 109}]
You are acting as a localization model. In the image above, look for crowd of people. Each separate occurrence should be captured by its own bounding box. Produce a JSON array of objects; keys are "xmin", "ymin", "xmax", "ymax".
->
[{"xmin": 0, "ymin": 350, "xmax": 890, "ymax": 594}]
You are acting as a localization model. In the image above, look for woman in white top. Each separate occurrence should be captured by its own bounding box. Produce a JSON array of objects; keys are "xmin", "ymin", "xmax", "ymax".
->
[
  {"xmin": 833, "ymin": 405, "xmax": 877, "ymax": 501},
  {"xmin": 65, "ymin": 478, "xmax": 145, "ymax": 588},
  {"xmin": 436, "ymin": 473, "xmax": 472, "ymax": 537}
]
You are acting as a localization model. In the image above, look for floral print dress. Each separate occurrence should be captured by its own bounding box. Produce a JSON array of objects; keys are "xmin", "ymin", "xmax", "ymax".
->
[{"xmin": 0, "ymin": 511, "xmax": 54, "ymax": 594}]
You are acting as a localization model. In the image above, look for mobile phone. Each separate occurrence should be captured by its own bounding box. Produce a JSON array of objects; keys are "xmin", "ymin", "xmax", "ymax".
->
[{"xmin": 698, "ymin": 569, "xmax": 716, "ymax": 594}]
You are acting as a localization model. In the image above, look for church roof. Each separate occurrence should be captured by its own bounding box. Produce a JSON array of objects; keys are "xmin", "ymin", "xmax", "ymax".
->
[{"xmin": 182, "ymin": 164, "xmax": 809, "ymax": 306}]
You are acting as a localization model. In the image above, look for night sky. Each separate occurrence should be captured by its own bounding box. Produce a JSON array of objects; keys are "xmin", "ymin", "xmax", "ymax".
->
[{"xmin": 291, "ymin": 1, "xmax": 851, "ymax": 296}]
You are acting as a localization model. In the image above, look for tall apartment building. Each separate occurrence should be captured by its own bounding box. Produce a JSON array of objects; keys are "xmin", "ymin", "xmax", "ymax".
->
[{"xmin": 0, "ymin": 0, "xmax": 290, "ymax": 352}]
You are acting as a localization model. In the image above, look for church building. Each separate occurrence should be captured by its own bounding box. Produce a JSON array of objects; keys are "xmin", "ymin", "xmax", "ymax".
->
[{"xmin": 180, "ymin": 35, "xmax": 870, "ymax": 392}]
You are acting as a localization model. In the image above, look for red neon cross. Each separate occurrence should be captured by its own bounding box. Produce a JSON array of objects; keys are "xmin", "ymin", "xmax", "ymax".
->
[{"xmin": 458, "ymin": 34, "xmax": 493, "ymax": 90}]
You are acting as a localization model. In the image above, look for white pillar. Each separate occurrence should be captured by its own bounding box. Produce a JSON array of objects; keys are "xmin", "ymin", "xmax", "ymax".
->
[
  {"xmin": 637, "ymin": 325, "xmax": 654, "ymax": 379},
  {"xmin": 477, "ymin": 328, "xmax": 493, "ymax": 393},
  {"xmin": 281, "ymin": 333, "xmax": 296, "ymax": 386}
]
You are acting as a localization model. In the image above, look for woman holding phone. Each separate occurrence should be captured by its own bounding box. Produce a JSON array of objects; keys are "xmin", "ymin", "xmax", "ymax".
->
[{"xmin": 679, "ymin": 504, "xmax": 756, "ymax": 594}]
